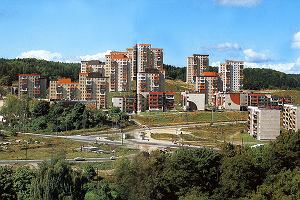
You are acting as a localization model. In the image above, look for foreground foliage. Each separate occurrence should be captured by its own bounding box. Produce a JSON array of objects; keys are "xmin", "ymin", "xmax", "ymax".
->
[{"xmin": 0, "ymin": 131, "xmax": 299, "ymax": 200}]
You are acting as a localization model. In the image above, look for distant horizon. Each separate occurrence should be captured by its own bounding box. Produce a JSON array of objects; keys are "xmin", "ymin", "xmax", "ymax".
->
[{"xmin": 1, "ymin": 0, "xmax": 300, "ymax": 73}]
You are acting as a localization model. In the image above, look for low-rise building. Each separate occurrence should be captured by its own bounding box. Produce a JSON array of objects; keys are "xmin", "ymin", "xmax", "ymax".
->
[
  {"xmin": 148, "ymin": 92, "xmax": 175, "ymax": 111},
  {"xmin": 181, "ymin": 91, "xmax": 205, "ymax": 111},
  {"xmin": 18, "ymin": 74, "xmax": 47, "ymax": 99},
  {"xmin": 112, "ymin": 96, "xmax": 137, "ymax": 113},
  {"xmin": 248, "ymin": 106, "xmax": 280, "ymax": 140},
  {"xmin": 215, "ymin": 92, "xmax": 248, "ymax": 111},
  {"xmin": 283, "ymin": 104, "xmax": 300, "ymax": 132}
]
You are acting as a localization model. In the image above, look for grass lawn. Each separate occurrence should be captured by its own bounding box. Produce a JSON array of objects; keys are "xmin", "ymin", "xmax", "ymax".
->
[
  {"xmin": 157, "ymin": 123, "xmax": 267, "ymax": 148},
  {"xmin": 133, "ymin": 111, "xmax": 248, "ymax": 126},
  {"xmin": 0, "ymin": 134, "xmax": 139, "ymax": 160}
]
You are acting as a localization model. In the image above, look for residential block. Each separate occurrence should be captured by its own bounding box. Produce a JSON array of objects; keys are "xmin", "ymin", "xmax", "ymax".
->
[{"xmin": 248, "ymin": 106, "xmax": 280, "ymax": 140}]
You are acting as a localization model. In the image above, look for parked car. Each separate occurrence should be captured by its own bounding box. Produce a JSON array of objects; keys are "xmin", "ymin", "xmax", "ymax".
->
[
  {"xmin": 110, "ymin": 156, "xmax": 116, "ymax": 160},
  {"xmin": 74, "ymin": 157, "xmax": 86, "ymax": 161}
]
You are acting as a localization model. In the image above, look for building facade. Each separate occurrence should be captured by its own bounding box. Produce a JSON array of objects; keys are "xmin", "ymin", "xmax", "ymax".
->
[
  {"xmin": 248, "ymin": 106, "xmax": 280, "ymax": 140},
  {"xmin": 181, "ymin": 91, "xmax": 206, "ymax": 111},
  {"xmin": 219, "ymin": 60, "xmax": 244, "ymax": 92},
  {"xmin": 79, "ymin": 72, "xmax": 108, "ymax": 109},
  {"xmin": 186, "ymin": 54, "xmax": 209, "ymax": 84},
  {"xmin": 215, "ymin": 92, "xmax": 248, "ymax": 110},
  {"xmin": 136, "ymin": 68, "xmax": 165, "ymax": 112},
  {"xmin": 49, "ymin": 78, "xmax": 79, "ymax": 100},
  {"xmin": 105, "ymin": 52, "xmax": 131, "ymax": 92},
  {"xmin": 148, "ymin": 92, "xmax": 175, "ymax": 111},
  {"xmin": 81, "ymin": 60, "xmax": 105, "ymax": 74},
  {"xmin": 195, "ymin": 72, "xmax": 221, "ymax": 106},
  {"xmin": 18, "ymin": 74, "xmax": 47, "ymax": 99},
  {"xmin": 283, "ymin": 104, "xmax": 300, "ymax": 132},
  {"xmin": 112, "ymin": 96, "xmax": 136, "ymax": 113}
]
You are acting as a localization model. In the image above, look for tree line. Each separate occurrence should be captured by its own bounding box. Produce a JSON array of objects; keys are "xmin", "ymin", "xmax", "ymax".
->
[
  {"xmin": 1, "ymin": 58, "xmax": 300, "ymax": 91},
  {"xmin": 0, "ymin": 58, "xmax": 80, "ymax": 85},
  {"xmin": 0, "ymin": 95, "xmax": 129, "ymax": 134},
  {"xmin": 1, "ymin": 131, "xmax": 299, "ymax": 200}
]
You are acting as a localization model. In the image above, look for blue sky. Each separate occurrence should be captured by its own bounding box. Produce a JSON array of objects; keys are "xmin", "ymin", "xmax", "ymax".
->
[{"xmin": 1, "ymin": 0, "xmax": 300, "ymax": 73}]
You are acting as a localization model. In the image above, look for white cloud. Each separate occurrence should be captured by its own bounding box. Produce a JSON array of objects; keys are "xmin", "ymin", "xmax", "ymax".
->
[
  {"xmin": 211, "ymin": 42, "xmax": 241, "ymax": 51},
  {"xmin": 243, "ymin": 48, "xmax": 270, "ymax": 63},
  {"xmin": 245, "ymin": 62, "xmax": 295, "ymax": 73},
  {"xmin": 79, "ymin": 50, "xmax": 112, "ymax": 61},
  {"xmin": 216, "ymin": 0, "xmax": 261, "ymax": 7},
  {"xmin": 18, "ymin": 50, "xmax": 62, "ymax": 61},
  {"xmin": 292, "ymin": 31, "xmax": 300, "ymax": 48}
]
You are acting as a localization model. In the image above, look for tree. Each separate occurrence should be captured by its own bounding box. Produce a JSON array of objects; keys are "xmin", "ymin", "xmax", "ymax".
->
[
  {"xmin": 83, "ymin": 165, "xmax": 96, "ymax": 181},
  {"xmin": 30, "ymin": 155, "xmax": 85, "ymax": 200},
  {"xmin": 219, "ymin": 150, "xmax": 264, "ymax": 198},
  {"xmin": 30, "ymin": 100, "xmax": 50, "ymax": 118},
  {"xmin": 250, "ymin": 167, "xmax": 300, "ymax": 200},
  {"xmin": 13, "ymin": 167, "xmax": 35, "ymax": 200},
  {"xmin": 0, "ymin": 167, "xmax": 17, "ymax": 200},
  {"xmin": 164, "ymin": 148, "xmax": 221, "ymax": 197},
  {"xmin": 85, "ymin": 180, "xmax": 120, "ymax": 200},
  {"xmin": 262, "ymin": 131, "xmax": 300, "ymax": 175}
]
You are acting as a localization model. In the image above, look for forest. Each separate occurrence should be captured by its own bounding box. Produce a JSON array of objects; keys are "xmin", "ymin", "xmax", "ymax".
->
[{"xmin": 0, "ymin": 131, "xmax": 299, "ymax": 200}]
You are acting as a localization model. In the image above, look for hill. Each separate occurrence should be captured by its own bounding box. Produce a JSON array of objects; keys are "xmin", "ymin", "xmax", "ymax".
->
[
  {"xmin": 2, "ymin": 58, "xmax": 300, "ymax": 92},
  {"xmin": 0, "ymin": 58, "xmax": 80, "ymax": 85}
]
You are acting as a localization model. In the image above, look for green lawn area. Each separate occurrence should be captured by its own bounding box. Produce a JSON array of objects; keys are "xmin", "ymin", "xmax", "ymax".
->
[
  {"xmin": 148, "ymin": 123, "xmax": 267, "ymax": 148},
  {"xmin": 0, "ymin": 134, "xmax": 139, "ymax": 160},
  {"xmin": 133, "ymin": 111, "xmax": 248, "ymax": 126}
]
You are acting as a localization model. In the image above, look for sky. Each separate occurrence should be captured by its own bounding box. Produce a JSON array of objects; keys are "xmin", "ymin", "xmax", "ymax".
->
[{"xmin": 1, "ymin": 0, "xmax": 300, "ymax": 73}]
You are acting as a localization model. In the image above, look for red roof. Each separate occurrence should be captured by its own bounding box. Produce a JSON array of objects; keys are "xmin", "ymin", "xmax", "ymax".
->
[{"xmin": 202, "ymin": 72, "xmax": 218, "ymax": 77}]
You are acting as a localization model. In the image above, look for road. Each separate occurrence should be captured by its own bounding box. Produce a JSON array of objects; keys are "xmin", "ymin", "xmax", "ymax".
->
[
  {"xmin": 0, "ymin": 157, "xmax": 115, "ymax": 165},
  {"xmin": 0, "ymin": 120, "xmax": 246, "ymax": 165},
  {"xmin": 21, "ymin": 120, "xmax": 246, "ymax": 151}
]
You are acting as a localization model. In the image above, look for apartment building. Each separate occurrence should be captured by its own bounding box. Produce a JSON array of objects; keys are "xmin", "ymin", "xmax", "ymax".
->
[
  {"xmin": 219, "ymin": 60, "xmax": 244, "ymax": 92},
  {"xmin": 126, "ymin": 47, "xmax": 137, "ymax": 81},
  {"xmin": 151, "ymin": 48, "xmax": 164, "ymax": 72},
  {"xmin": 18, "ymin": 74, "xmax": 47, "ymax": 98},
  {"xmin": 283, "ymin": 104, "xmax": 300, "ymax": 132},
  {"xmin": 105, "ymin": 52, "xmax": 131, "ymax": 92},
  {"xmin": 79, "ymin": 72, "xmax": 108, "ymax": 109},
  {"xmin": 148, "ymin": 92, "xmax": 175, "ymax": 111},
  {"xmin": 112, "ymin": 96, "xmax": 137, "ymax": 113},
  {"xmin": 181, "ymin": 91, "xmax": 206, "ymax": 111},
  {"xmin": 186, "ymin": 54, "xmax": 209, "ymax": 83},
  {"xmin": 195, "ymin": 72, "xmax": 221, "ymax": 106},
  {"xmin": 49, "ymin": 78, "xmax": 79, "ymax": 100},
  {"xmin": 248, "ymin": 106, "xmax": 280, "ymax": 140},
  {"xmin": 81, "ymin": 60, "xmax": 105, "ymax": 74},
  {"xmin": 137, "ymin": 68, "xmax": 165, "ymax": 112}
]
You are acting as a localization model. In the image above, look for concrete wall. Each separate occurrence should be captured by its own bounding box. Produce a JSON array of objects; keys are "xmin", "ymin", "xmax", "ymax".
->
[
  {"xmin": 258, "ymin": 109, "xmax": 280, "ymax": 140},
  {"xmin": 186, "ymin": 93, "xmax": 205, "ymax": 111}
]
